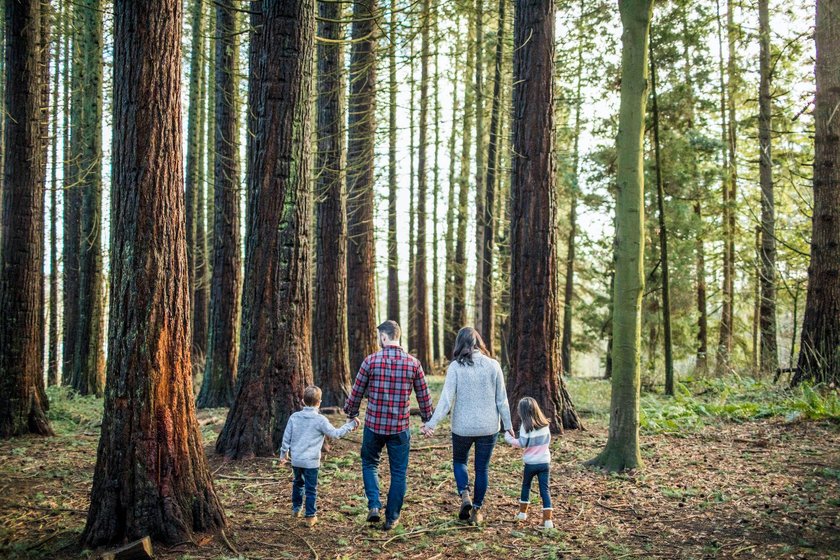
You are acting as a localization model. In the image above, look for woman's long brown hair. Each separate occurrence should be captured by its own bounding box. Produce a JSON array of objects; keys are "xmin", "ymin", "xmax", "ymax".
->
[{"xmin": 451, "ymin": 327, "xmax": 489, "ymax": 366}]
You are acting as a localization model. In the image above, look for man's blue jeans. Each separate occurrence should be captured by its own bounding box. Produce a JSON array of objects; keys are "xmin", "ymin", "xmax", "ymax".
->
[
  {"xmin": 361, "ymin": 427, "xmax": 411, "ymax": 522},
  {"xmin": 452, "ymin": 433, "xmax": 497, "ymax": 508},
  {"xmin": 292, "ymin": 467, "xmax": 320, "ymax": 517},
  {"xmin": 520, "ymin": 462, "xmax": 552, "ymax": 509}
]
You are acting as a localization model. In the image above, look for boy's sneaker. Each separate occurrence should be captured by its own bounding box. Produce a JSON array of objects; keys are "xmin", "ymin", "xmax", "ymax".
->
[
  {"xmin": 304, "ymin": 515, "xmax": 318, "ymax": 527},
  {"xmin": 292, "ymin": 507, "xmax": 302, "ymax": 518},
  {"xmin": 367, "ymin": 508, "xmax": 381, "ymax": 523}
]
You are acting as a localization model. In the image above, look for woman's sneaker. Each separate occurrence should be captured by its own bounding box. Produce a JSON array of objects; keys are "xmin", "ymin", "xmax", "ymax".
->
[
  {"xmin": 469, "ymin": 506, "xmax": 484, "ymax": 526},
  {"xmin": 459, "ymin": 490, "xmax": 473, "ymax": 520},
  {"xmin": 515, "ymin": 502, "xmax": 529, "ymax": 521}
]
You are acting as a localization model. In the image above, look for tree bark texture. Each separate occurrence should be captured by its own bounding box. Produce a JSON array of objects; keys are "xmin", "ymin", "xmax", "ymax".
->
[
  {"xmin": 312, "ymin": 0, "xmax": 351, "ymax": 407},
  {"xmin": 81, "ymin": 0, "xmax": 226, "ymax": 544},
  {"xmin": 413, "ymin": 0, "xmax": 432, "ymax": 373},
  {"xmin": 346, "ymin": 0, "xmax": 379, "ymax": 370},
  {"xmin": 508, "ymin": 0, "xmax": 580, "ymax": 434},
  {"xmin": 587, "ymin": 0, "xmax": 652, "ymax": 471},
  {"xmin": 757, "ymin": 0, "xmax": 778, "ymax": 375},
  {"xmin": 443, "ymin": 38, "xmax": 460, "ymax": 357},
  {"xmin": 481, "ymin": 0, "xmax": 504, "ymax": 355},
  {"xmin": 198, "ymin": 0, "xmax": 242, "ymax": 408},
  {"xmin": 386, "ymin": 0, "xmax": 400, "ymax": 326},
  {"xmin": 794, "ymin": 0, "xmax": 840, "ymax": 385},
  {"xmin": 0, "ymin": 0, "xmax": 53, "ymax": 437},
  {"xmin": 70, "ymin": 0, "xmax": 105, "ymax": 396},
  {"xmin": 215, "ymin": 0, "xmax": 315, "ymax": 458}
]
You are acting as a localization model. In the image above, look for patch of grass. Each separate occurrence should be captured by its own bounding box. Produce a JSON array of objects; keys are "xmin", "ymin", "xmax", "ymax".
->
[
  {"xmin": 45, "ymin": 386, "xmax": 103, "ymax": 436},
  {"xmin": 568, "ymin": 376, "xmax": 840, "ymax": 433}
]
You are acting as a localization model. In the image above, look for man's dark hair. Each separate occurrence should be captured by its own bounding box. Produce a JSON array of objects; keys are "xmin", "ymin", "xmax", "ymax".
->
[{"xmin": 377, "ymin": 320, "xmax": 401, "ymax": 341}]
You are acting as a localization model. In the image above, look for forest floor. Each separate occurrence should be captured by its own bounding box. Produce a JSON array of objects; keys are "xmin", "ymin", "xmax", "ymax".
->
[{"xmin": 1, "ymin": 376, "xmax": 838, "ymax": 560}]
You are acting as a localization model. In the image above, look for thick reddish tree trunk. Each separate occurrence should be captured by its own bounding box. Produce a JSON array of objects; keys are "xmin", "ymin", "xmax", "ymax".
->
[
  {"xmin": 313, "ymin": 0, "xmax": 351, "ymax": 407},
  {"xmin": 81, "ymin": 0, "xmax": 225, "ymax": 545},
  {"xmin": 346, "ymin": 0, "xmax": 379, "ymax": 370},
  {"xmin": 508, "ymin": 0, "xmax": 580, "ymax": 433},
  {"xmin": 794, "ymin": 0, "xmax": 840, "ymax": 385},
  {"xmin": 0, "ymin": 0, "xmax": 53, "ymax": 438},
  {"xmin": 216, "ymin": 0, "xmax": 315, "ymax": 458},
  {"xmin": 198, "ymin": 0, "xmax": 242, "ymax": 409}
]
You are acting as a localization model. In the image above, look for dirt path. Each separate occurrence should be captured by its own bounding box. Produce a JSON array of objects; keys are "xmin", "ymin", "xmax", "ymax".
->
[{"xmin": 1, "ymin": 410, "xmax": 838, "ymax": 559}]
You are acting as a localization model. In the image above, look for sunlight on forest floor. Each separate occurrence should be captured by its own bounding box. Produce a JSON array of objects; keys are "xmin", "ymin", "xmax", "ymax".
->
[{"xmin": 1, "ymin": 378, "xmax": 838, "ymax": 559}]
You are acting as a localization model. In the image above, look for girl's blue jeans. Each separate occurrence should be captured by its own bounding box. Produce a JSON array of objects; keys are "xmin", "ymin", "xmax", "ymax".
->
[{"xmin": 520, "ymin": 462, "xmax": 552, "ymax": 509}]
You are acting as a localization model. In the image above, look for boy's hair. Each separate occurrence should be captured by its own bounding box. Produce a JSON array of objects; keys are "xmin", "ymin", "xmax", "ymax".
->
[
  {"xmin": 303, "ymin": 386, "xmax": 322, "ymax": 406},
  {"xmin": 518, "ymin": 397, "xmax": 549, "ymax": 433},
  {"xmin": 377, "ymin": 320, "xmax": 401, "ymax": 341}
]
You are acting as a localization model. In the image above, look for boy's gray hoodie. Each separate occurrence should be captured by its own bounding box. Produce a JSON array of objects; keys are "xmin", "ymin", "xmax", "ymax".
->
[{"xmin": 279, "ymin": 407, "xmax": 356, "ymax": 468}]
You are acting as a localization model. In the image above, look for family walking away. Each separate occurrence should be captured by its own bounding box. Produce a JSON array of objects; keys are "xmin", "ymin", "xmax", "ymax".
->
[{"xmin": 277, "ymin": 321, "xmax": 554, "ymax": 531}]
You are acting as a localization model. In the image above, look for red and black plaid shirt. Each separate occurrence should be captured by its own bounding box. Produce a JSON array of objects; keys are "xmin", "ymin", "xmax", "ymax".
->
[{"xmin": 343, "ymin": 345, "xmax": 433, "ymax": 435}]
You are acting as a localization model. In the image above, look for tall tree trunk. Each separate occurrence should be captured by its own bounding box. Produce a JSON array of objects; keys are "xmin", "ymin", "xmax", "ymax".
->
[
  {"xmin": 508, "ymin": 0, "xmax": 580, "ymax": 434},
  {"xmin": 185, "ymin": 0, "xmax": 204, "ymax": 365},
  {"xmin": 452, "ymin": 21, "xmax": 473, "ymax": 339},
  {"xmin": 793, "ymin": 0, "xmax": 840, "ymax": 386},
  {"xmin": 81, "ymin": 0, "xmax": 226, "ymax": 544},
  {"xmin": 61, "ymin": 2, "xmax": 81, "ymax": 387},
  {"xmin": 443, "ymin": 37, "xmax": 460, "ymax": 357},
  {"xmin": 432, "ymin": 6, "xmax": 441, "ymax": 364},
  {"xmin": 715, "ymin": 0, "xmax": 738, "ymax": 374},
  {"xmin": 245, "ymin": 0, "xmax": 262, "ymax": 236},
  {"xmin": 752, "ymin": 225, "xmax": 761, "ymax": 371},
  {"xmin": 386, "ymin": 0, "xmax": 400, "ymax": 325},
  {"xmin": 71, "ymin": 0, "xmax": 105, "ymax": 396},
  {"xmin": 198, "ymin": 0, "xmax": 242, "ymax": 409},
  {"xmin": 47, "ymin": 9, "xmax": 60, "ymax": 388},
  {"xmin": 757, "ymin": 0, "xmax": 778, "ymax": 375},
  {"xmin": 0, "ymin": 0, "xmax": 53, "ymax": 437},
  {"xmin": 0, "ymin": 0, "xmax": 4, "ymax": 234},
  {"xmin": 216, "ymin": 0, "xmax": 315, "ymax": 458},
  {"xmin": 561, "ymin": 0, "xmax": 584, "ymax": 376},
  {"xmin": 472, "ymin": 0, "xmax": 485, "ymax": 331},
  {"xmin": 193, "ymin": 2, "xmax": 212, "ymax": 366},
  {"xmin": 649, "ymin": 42, "xmax": 674, "ymax": 395},
  {"xmin": 413, "ymin": 0, "xmax": 432, "ymax": 373},
  {"xmin": 312, "ymin": 0, "xmax": 350, "ymax": 407},
  {"xmin": 587, "ymin": 0, "xmax": 653, "ymax": 470},
  {"xmin": 408, "ymin": 35, "xmax": 416, "ymax": 348},
  {"xmin": 480, "ymin": 0, "xmax": 504, "ymax": 355},
  {"xmin": 682, "ymin": 10, "xmax": 708, "ymax": 376},
  {"xmin": 346, "ymin": 0, "xmax": 379, "ymax": 369}
]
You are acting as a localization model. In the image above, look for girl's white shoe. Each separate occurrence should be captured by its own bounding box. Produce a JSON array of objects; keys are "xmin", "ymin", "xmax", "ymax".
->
[
  {"xmin": 515, "ymin": 512, "xmax": 528, "ymax": 521},
  {"xmin": 542, "ymin": 519, "xmax": 555, "ymax": 529}
]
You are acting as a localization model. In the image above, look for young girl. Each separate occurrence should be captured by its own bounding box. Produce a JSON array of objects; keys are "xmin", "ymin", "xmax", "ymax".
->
[{"xmin": 504, "ymin": 397, "xmax": 554, "ymax": 529}]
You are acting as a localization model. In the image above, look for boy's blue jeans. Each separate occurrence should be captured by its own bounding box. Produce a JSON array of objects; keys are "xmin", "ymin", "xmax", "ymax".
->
[
  {"xmin": 292, "ymin": 467, "xmax": 320, "ymax": 517},
  {"xmin": 520, "ymin": 462, "xmax": 552, "ymax": 509},
  {"xmin": 451, "ymin": 433, "xmax": 497, "ymax": 508},
  {"xmin": 361, "ymin": 427, "xmax": 410, "ymax": 523}
]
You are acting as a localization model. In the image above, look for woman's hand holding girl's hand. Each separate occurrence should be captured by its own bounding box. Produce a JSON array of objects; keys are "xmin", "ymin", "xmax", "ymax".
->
[{"xmin": 420, "ymin": 424, "xmax": 434, "ymax": 438}]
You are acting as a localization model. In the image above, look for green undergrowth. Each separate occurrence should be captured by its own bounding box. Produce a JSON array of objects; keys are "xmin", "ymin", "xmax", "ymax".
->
[
  {"xmin": 566, "ymin": 375, "xmax": 840, "ymax": 434},
  {"xmin": 45, "ymin": 386, "xmax": 104, "ymax": 436}
]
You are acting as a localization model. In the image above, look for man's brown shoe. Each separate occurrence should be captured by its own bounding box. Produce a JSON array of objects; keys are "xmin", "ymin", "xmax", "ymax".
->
[{"xmin": 469, "ymin": 506, "xmax": 484, "ymax": 526}]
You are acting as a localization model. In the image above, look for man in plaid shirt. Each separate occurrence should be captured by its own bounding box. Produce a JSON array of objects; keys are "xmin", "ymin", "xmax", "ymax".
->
[{"xmin": 344, "ymin": 320, "xmax": 433, "ymax": 530}]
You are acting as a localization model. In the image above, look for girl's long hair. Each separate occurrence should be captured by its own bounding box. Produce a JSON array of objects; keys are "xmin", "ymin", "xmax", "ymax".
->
[
  {"xmin": 518, "ymin": 397, "xmax": 549, "ymax": 433},
  {"xmin": 451, "ymin": 327, "xmax": 489, "ymax": 366}
]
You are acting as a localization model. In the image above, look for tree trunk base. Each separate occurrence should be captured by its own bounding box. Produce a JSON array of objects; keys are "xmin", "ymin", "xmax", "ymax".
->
[{"xmin": 585, "ymin": 443, "xmax": 642, "ymax": 473}]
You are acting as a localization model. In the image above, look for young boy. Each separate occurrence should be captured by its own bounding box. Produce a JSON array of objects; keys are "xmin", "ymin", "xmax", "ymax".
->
[{"xmin": 279, "ymin": 386, "xmax": 358, "ymax": 526}]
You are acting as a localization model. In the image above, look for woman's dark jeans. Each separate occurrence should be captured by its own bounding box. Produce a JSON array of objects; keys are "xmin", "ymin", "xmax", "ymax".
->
[{"xmin": 451, "ymin": 433, "xmax": 497, "ymax": 508}]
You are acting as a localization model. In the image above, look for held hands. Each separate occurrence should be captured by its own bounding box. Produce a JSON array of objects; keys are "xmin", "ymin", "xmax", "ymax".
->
[
  {"xmin": 420, "ymin": 424, "xmax": 434, "ymax": 438},
  {"xmin": 350, "ymin": 417, "xmax": 361, "ymax": 430},
  {"xmin": 279, "ymin": 456, "xmax": 288, "ymax": 466}
]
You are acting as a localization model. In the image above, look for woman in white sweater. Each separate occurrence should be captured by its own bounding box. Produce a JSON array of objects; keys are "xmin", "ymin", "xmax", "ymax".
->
[{"xmin": 422, "ymin": 327, "xmax": 513, "ymax": 525}]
